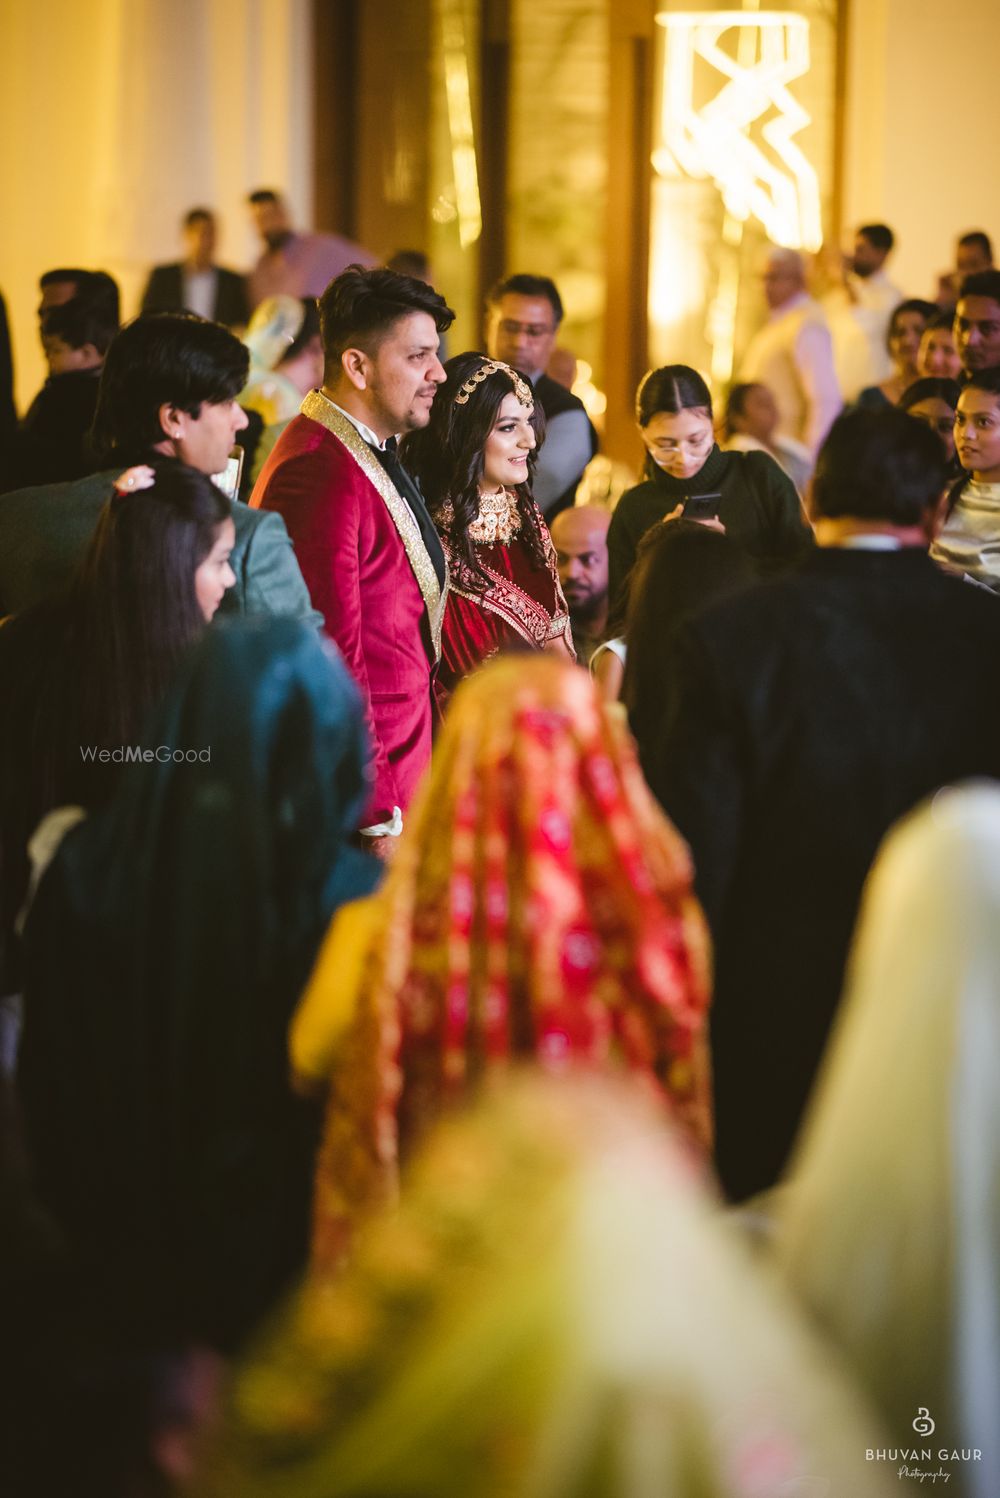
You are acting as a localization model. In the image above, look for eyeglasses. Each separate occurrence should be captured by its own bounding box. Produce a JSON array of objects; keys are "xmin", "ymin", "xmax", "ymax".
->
[
  {"xmin": 497, "ymin": 319, "xmax": 556, "ymax": 340},
  {"xmin": 646, "ymin": 431, "xmax": 714, "ymax": 456}
]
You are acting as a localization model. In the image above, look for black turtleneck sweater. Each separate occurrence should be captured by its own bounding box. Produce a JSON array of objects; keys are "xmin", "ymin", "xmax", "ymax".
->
[{"xmin": 607, "ymin": 444, "xmax": 812, "ymax": 621}]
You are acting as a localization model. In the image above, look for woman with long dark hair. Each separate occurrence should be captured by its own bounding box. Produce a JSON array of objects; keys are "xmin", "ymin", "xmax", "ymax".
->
[
  {"xmin": 402, "ymin": 353, "xmax": 573, "ymax": 702},
  {"xmin": 71, "ymin": 461, "xmax": 235, "ymax": 748},
  {"xmin": 606, "ymin": 365, "xmax": 812, "ymax": 621},
  {"xmin": 932, "ymin": 364, "xmax": 1000, "ymax": 591},
  {"xmin": 0, "ymin": 460, "xmax": 235, "ymax": 995}
]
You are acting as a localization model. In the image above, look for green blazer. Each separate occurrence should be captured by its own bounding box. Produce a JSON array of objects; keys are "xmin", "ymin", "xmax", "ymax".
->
[{"xmin": 0, "ymin": 468, "xmax": 322, "ymax": 625}]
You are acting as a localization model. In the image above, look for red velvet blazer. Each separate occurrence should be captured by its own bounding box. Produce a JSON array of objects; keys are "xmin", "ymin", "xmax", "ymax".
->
[{"xmin": 250, "ymin": 397, "xmax": 446, "ymax": 824}]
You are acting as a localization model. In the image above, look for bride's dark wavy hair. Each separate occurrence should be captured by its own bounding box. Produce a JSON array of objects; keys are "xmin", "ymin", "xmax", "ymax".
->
[{"xmin": 402, "ymin": 351, "xmax": 548, "ymax": 591}]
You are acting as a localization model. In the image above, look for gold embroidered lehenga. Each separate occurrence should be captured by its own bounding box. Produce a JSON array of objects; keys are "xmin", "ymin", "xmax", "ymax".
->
[{"xmin": 434, "ymin": 486, "xmax": 573, "ymax": 704}]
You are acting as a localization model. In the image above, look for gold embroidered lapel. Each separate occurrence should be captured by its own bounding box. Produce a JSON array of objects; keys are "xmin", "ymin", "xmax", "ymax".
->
[{"xmin": 300, "ymin": 390, "xmax": 448, "ymax": 658}]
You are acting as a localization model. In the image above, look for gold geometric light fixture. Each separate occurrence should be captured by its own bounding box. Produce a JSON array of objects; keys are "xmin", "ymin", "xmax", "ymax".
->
[{"xmin": 654, "ymin": 11, "xmax": 822, "ymax": 253}]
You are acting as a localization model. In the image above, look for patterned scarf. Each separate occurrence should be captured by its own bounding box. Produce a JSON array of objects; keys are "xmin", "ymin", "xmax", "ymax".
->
[{"xmin": 312, "ymin": 655, "xmax": 712, "ymax": 1268}]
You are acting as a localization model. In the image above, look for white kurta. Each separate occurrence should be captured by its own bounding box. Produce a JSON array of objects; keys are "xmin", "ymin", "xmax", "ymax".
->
[{"xmin": 740, "ymin": 292, "xmax": 843, "ymax": 458}]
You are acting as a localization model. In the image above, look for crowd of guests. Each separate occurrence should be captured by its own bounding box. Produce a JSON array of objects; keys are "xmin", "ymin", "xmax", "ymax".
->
[{"xmin": 0, "ymin": 208, "xmax": 998, "ymax": 1496}]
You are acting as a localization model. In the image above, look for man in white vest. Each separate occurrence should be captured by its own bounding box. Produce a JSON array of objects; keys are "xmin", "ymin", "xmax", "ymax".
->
[{"xmin": 740, "ymin": 248, "xmax": 842, "ymax": 462}]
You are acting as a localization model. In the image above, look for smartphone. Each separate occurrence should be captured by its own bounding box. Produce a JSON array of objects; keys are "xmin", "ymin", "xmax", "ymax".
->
[
  {"xmin": 211, "ymin": 447, "xmax": 246, "ymax": 503},
  {"xmin": 682, "ymin": 491, "xmax": 722, "ymax": 522}
]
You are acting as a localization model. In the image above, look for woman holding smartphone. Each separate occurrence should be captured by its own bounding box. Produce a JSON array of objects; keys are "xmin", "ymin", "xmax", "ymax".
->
[{"xmin": 607, "ymin": 366, "xmax": 812, "ymax": 622}]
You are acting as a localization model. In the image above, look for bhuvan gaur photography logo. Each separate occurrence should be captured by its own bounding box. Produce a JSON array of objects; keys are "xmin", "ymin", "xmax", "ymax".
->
[
  {"xmin": 80, "ymin": 745, "xmax": 211, "ymax": 765},
  {"xmin": 913, "ymin": 1409, "xmax": 935, "ymax": 1437},
  {"xmin": 865, "ymin": 1406, "xmax": 983, "ymax": 1485}
]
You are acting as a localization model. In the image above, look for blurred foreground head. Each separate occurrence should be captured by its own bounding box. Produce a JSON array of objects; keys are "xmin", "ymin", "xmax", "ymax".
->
[
  {"xmin": 778, "ymin": 783, "xmax": 1000, "ymax": 1488},
  {"xmin": 197, "ymin": 1071, "xmax": 896, "ymax": 1497},
  {"xmin": 811, "ymin": 405, "xmax": 946, "ymax": 526}
]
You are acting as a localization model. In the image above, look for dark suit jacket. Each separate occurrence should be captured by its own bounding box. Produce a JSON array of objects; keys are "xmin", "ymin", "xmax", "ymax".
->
[
  {"xmin": 3, "ymin": 368, "xmax": 102, "ymax": 493},
  {"xmin": 643, "ymin": 547, "xmax": 1000, "ymax": 1202},
  {"xmin": 0, "ymin": 468, "xmax": 321, "ymax": 626},
  {"xmin": 251, "ymin": 398, "xmax": 447, "ymax": 825},
  {"xmin": 140, "ymin": 263, "xmax": 249, "ymax": 327}
]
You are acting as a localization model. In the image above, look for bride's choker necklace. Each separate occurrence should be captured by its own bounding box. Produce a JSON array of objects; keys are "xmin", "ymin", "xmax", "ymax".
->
[{"xmin": 467, "ymin": 487, "xmax": 522, "ymax": 544}]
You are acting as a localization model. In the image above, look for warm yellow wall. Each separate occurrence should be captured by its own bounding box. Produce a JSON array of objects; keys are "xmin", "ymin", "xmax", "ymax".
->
[
  {"xmin": 842, "ymin": 0, "xmax": 1000, "ymax": 296},
  {"xmin": 506, "ymin": 0, "xmax": 608, "ymax": 381},
  {"xmin": 0, "ymin": 0, "xmax": 313, "ymax": 415},
  {"xmin": 7, "ymin": 0, "xmax": 994, "ymax": 421}
]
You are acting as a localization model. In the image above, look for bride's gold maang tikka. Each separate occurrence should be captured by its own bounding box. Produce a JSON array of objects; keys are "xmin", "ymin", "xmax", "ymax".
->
[{"xmin": 453, "ymin": 359, "xmax": 533, "ymax": 408}]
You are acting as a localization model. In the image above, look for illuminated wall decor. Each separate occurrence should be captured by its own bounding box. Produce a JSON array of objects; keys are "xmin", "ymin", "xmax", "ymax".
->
[
  {"xmin": 647, "ymin": 4, "xmax": 836, "ymax": 389},
  {"xmin": 654, "ymin": 10, "xmax": 822, "ymax": 254}
]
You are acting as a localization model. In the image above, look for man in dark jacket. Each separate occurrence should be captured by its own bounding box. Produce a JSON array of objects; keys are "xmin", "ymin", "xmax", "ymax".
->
[
  {"xmin": 643, "ymin": 406, "xmax": 1000, "ymax": 1203},
  {"xmin": 485, "ymin": 273, "xmax": 597, "ymax": 517},
  {"xmin": 141, "ymin": 207, "xmax": 249, "ymax": 328},
  {"xmin": 4, "ymin": 278, "xmax": 122, "ymax": 494}
]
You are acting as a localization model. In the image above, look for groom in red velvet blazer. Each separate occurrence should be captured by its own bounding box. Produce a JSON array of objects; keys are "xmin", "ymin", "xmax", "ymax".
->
[{"xmin": 251, "ymin": 267, "xmax": 454, "ymax": 840}]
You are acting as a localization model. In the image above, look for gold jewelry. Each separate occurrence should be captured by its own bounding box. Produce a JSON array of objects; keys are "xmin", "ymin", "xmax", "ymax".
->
[
  {"xmin": 467, "ymin": 487, "xmax": 522, "ymax": 545},
  {"xmin": 437, "ymin": 487, "xmax": 523, "ymax": 546},
  {"xmin": 453, "ymin": 359, "xmax": 533, "ymax": 408}
]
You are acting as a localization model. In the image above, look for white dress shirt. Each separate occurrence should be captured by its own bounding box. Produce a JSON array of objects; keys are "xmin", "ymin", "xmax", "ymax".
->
[
  {"xmin": 824, "ymin": 267, "xmax": 903, "ymax": 398},
  {"xmin": 181, "ymin": 267, "xmax": 218, "ymax": 321},
  {"xmin": 740, "ymin": 292, "xmax": 843, "ymax": 459}
]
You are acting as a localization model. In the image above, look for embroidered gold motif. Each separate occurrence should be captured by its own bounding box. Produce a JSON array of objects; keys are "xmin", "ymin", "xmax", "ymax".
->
[
  {"xmin": 300, "ymin": 390, "xmax": 448, "ymax": 659},
  {"xmin": 440, "ymin": 505, "xmax": 571, "ymax": 651},
  {"xmin": 438, "ymin": 488, "xmax": 522, "ymax": 547},
  {"xmin": 447, "ymin": 575, "xmax": 554, "ymax": 648},
  {"xmin": 541, "ymin": 517, "xmax": 573, "ymax": 645}
]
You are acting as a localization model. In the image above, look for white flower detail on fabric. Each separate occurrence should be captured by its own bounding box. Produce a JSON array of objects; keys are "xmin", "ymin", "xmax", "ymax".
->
[{"xmin": 113, "ymin": 464, "xmax": 156, "ymax": 496}]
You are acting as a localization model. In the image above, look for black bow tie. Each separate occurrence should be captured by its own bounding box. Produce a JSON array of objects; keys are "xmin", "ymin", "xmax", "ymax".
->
[{"xmin": 366, "ymin": 441, "xmax": 446, "ymax": 590}]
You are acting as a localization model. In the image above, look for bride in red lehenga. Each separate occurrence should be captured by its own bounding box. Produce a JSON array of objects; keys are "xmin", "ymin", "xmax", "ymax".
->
[{"xmin": 402, "ymin": 352, "xmax": 574, "ymax": 707}]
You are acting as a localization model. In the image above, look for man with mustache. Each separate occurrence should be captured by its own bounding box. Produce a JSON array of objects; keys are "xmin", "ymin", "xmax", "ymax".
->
[
  {"xmin": 954, "ymin": 269, "xmax": 1000, "ymax": 378},
  {"xmin": 550, "ymin": 505, "xmax": 611, "ymax": 665},
  {"xmin": 252, "ymin": 266, "xmax": 454, "ymax": 845}
]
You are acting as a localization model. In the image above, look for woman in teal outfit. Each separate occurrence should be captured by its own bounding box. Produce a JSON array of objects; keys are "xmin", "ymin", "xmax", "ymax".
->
[{"xmin": 18, "ymin": 617, "xmax": 380, "ymax": 1354}]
